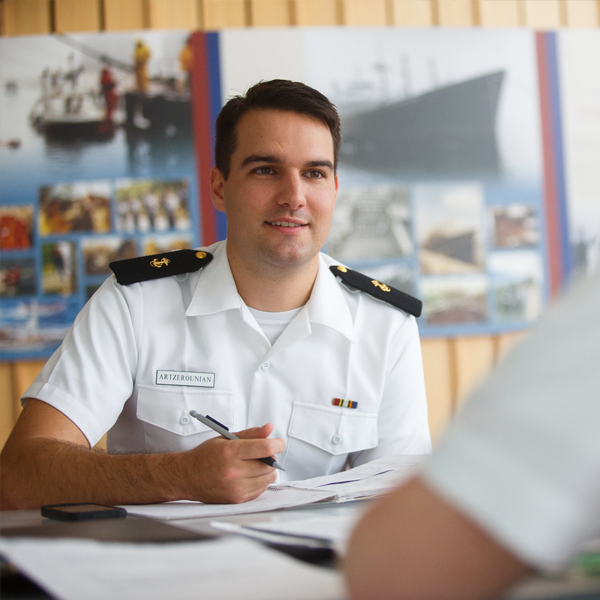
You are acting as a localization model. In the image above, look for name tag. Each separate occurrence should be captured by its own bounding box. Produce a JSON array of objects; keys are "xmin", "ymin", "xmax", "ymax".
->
[{"xmin": 156, "ymin": 370, "xmax": 215, "ymax": 388}]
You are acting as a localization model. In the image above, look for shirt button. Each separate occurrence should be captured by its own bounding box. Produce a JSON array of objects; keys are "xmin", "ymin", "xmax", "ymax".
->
[
  {"xmin": 332, "ymin": 434, "xmax": 342, "ymax": 445},
  {"xmin": 180, "ymin": 415, "xmax": 190, "ymax": 425},
  {"xmin": 261, "ymin": 362, "xmax": 271, "ymax": 371}
]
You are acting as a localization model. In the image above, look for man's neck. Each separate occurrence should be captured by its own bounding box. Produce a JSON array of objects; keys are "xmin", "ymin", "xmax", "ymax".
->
[{"xmin": 226, "ymin": 246, "xmax": 319, "ymax": 312}]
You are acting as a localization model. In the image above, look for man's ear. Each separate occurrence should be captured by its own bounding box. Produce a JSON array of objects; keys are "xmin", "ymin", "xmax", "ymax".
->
[{"xmin": 210, "ymin": 167, "xmax": 226, "ymax": 212}]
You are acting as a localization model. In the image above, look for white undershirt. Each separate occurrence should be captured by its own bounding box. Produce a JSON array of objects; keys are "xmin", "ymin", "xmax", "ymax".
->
[{"xmin": 247, "ymin": 306, "xmax": 303, "ymax": 346}]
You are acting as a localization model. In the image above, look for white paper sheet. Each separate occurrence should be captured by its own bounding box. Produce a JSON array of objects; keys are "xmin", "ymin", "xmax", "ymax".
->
[
  {"xmin": 0, "ymin": 536, "xmax": 345, "ymax": 600},
  {"xmin": 120, "ymin": 487, "xmax": 335, "ymax": 520},
  {"xmin": 220, "ymin": 511, "xmax": 365, "ymax": 555},
  {"xmin": 276, "ymin": 454, "xmax": 427, "ymax": 501}
]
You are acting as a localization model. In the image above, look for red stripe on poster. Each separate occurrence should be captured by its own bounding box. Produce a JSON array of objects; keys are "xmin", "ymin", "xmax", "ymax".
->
[
  {"xmin": 536, "ymin": 32, "xmax": 562, "ymax": 298},
  {"xmin": 191, "ymin": 32, "xmax": 217, "ymax": 246}
]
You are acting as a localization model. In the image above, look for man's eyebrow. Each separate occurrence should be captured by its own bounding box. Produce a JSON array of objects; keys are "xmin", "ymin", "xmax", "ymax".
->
[
  {"xmin": 240, "ymin": 154, "xmax": 281, "ymax": 167},
  {"xmin": 306, "ymin": 160, "xmax": 334, "ymax": 171}
]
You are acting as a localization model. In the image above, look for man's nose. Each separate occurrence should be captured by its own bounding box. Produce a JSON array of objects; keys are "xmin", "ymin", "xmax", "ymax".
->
[{"xmin": 277, "ymin": 172, "xmax": 306, "ymax": 210}]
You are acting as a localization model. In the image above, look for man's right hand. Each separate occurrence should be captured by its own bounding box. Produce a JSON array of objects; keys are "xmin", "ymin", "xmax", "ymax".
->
[{"xmin": 178, "ymin": 423, "xmax": 285, "ymax": 504}]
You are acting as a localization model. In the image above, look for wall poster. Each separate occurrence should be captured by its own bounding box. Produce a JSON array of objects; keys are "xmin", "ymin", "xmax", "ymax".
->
[
  {"xmin": 216, "ymin": 28, "xmax": 549, "ymax": 336},
  {"xmin": 1, "ymin": 27, "xmax": 596, "ymax": 361},
  {"xmin": 0, "ymin": 31, "xmax": 200, "ymax": 361}
]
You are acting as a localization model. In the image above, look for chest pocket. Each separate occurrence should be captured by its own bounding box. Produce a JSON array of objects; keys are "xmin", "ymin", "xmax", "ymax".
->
[
  {"xmin": 136, "ymin": 384, "xmax": 234, "ymax": 437},
  {"xmin": 287, "ymin": 401, "xmax": 378, "ymax": 455}
]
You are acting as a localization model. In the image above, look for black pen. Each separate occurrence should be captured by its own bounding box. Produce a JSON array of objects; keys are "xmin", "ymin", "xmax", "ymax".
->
[{"xmin": 189, "ymin": 410, "xmax": 285, "ymax": 471}]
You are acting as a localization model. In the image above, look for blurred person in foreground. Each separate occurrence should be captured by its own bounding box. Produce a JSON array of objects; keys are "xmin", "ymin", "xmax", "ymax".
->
[{"xmin": 345, "ymin": 266, "xmax": 600, "ymax": 600}]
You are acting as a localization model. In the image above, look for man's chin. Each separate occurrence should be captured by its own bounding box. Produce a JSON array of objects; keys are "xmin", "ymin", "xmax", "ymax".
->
[{"xmin": 260, "ymin": 244, "xmax": 318, "ymax": 270}]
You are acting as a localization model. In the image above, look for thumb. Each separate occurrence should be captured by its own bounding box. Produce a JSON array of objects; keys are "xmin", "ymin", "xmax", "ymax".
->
[{"xmin": 234, "ymin": 422, "xmax": 274, "ymax": 440}]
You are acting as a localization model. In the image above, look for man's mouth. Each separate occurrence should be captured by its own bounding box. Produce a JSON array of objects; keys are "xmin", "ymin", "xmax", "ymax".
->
[{"xmin": 266, "ymin": 221, "xmax": 306, "ymax": 228}]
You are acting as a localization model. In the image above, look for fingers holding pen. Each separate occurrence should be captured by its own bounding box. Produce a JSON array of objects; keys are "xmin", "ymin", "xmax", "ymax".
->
[{"xmin": 181, "ymin": 433, "xmax": 283, "ymax": 503}]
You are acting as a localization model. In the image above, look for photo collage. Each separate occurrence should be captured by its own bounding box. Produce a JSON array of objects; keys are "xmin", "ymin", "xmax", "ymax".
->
[
  {"xmin": 0, "ymin": 177, "xmax": 195, "ymax": 357},
  {"xmin": 0, "ymin": 30, "xmax": 199, "ymax": 360}
]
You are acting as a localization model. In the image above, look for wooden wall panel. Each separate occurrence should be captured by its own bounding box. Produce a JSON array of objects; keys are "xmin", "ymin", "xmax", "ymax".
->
[
  {"xmin": 478, "ymin": 0, "xmax": 520, "ymax": 27},
  {"xmin": 202, "ymin": 0, "xmax": 247, "ymax": 28},
  {"xmin": 148, "ymin": 0, "xmax": 199, "ymax": 29},
  {"xmin": 341, "ymin": 0, "xmax": 388, "ymax": 25},
  {"xmin": 249, "ymin": 0, "xmax": 292, "ymax": 26},
  {"xmin": 495, "ymin": 330, "xmax": 529, "ymax": 364},
  {"xmin": 294, "ymin": 0, "xmax": 340, "ymax": 26},
  {"xmin": 522, "ymin": 0, "xmax": 562, "ymax": 28},
  {"xmin": 12, "ymin": 361, "xmax": 46, "ymax": 402},
  {"xmin": 2, "ymin": 0, "xmax": 51, "ymax": 35},
  {"xmin": 421, "ymin": 339, "xmax": 454, "ymax": 443},
  {"xmin": 564, "ymin": 0, "xmax": 599, "ymax": 27},
  {"xmin": 54, "ymin": 0, "xmax": 100, "ymax": 32},
  {"xmin": 436, "ymin": 0, "xmax": 475, "ymax": 26},
  {"xmin": 390, "ymin": 0, "xmax": 434, "ymax": 26},
  {"xmin": 104, "ymin": 0, "xmax": 146, "ymax": 31},
  {"xmin": 0, "ymin": 364, "xmax": 16, "ymax": 449},
  {"xmin": 453, "ymin": 336, "xmax": 496, "ymax": 409}
]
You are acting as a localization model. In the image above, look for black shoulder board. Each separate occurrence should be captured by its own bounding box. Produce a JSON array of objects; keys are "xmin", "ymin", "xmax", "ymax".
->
[
  {"xmin": 330, "ymin": 265, "xmax": 422, "ymax": 317},
  {"xmin": 110, "ymin": 249, "xmax": 213, "ymax": 286}
]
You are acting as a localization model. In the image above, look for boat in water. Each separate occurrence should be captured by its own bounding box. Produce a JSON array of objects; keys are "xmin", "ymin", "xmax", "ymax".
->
[
  {"xmin": 29, "ymin": 60, "xmax": 116, "ymax": 139},
  {"xmin": 339, "ymin": 70, "xmax": 505, "ymax": 178}
]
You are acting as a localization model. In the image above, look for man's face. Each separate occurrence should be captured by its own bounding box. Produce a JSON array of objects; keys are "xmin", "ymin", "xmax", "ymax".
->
[{"xmin": 211, "ymin": 109, "xmax": 338, "ymax": 274}]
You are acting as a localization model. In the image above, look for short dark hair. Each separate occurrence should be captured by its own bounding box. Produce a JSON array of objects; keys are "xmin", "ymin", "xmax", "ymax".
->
[{"xmin": 215, "ymin": 79, "xmax": 341, "ymax": 179}]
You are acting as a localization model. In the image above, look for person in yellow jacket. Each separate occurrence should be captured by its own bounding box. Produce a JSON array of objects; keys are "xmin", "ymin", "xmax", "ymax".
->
[
  {"xmin": 134, "ymin": 39, "xmax": 151, "ymax": 93},
  {"xmin": 179, "ymin": 35, "xmax": 193, "ymax": 91}
]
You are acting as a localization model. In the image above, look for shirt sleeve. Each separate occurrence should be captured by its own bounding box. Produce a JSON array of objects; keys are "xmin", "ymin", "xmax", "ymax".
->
[
  {"xmin": 22, "ymin": 276, "xmax": 140, "ymax": 447},
  {"xmin": 350, "ymin": 313, "xmax": 432, "ymax": 468},
  {"xmin": 421, "ymin": 270, "xmax": 600, "ymax": 568}
]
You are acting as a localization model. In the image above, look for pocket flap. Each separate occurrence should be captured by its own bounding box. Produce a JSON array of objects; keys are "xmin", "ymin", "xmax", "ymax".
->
[
  {"xmin": 136, "ymin": 385, "xmax": 234, "ymax": 436},
  {"xmin": 288, "ymin": 401, "xmax": 378, "ymax": 455}
]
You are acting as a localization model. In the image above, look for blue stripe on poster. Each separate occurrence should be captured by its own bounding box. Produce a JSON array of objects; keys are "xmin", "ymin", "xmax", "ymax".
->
[
  {"xmin": 546, "ymin": 32, "xmax": 572, "ymax": 284},
  {"xmin": 207, "ymin": 32, "xmax": 228, "ymax": 242}
]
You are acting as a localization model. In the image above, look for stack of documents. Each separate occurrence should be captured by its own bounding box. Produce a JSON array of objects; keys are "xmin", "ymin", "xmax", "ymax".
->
[
  {"xmin": 209, "ymin": 456, "xmax": 427, "ymax": 554},
  {"xmin": 122, "ymin": 454, "xmax": 426, "ymax": 521},
  {"xmin": 274, "ymin": 454, "xmax": 426, "ymax": 502}
]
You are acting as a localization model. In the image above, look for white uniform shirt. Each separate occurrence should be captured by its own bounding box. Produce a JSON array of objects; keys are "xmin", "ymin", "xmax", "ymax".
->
[
  {"xmin": 422, "ymin": 268, "xmax": 600, "ymax": 567},
  {"xmin": 24, "ymin": 241, "xmax": 431, "ymax": 482}
]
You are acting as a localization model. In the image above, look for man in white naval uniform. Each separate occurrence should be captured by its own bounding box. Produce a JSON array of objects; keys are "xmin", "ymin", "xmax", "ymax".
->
[{"xmin": 1, "ymin": 80, "xmax": 430, "ymax": 510}]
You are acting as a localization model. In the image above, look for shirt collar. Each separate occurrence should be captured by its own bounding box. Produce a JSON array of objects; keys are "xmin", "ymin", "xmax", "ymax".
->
[
  {"xmin": 305, "ymin": 254, "xmax": 356, "ymax": 343},
  {"xmin": 186, "ymin": 242, "xmax": 356, "ymax": 343},
  {"xmin": 186, "ymin": 240, "xmax": 243, "ymax": 317}
]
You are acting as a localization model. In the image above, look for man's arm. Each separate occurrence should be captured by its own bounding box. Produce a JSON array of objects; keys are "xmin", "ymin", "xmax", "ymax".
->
[
  {"xmin": 344, "ymin": 477, "xmax": 531, "ymax": 600},
  {"xmin": 0, "ymin": 399, "xmax": 283, "ymax": 510}
]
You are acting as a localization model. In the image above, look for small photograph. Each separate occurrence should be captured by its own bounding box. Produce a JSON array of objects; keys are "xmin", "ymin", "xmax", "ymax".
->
[
  {"xmin": 421, "ymin": 275, "xmax": 488, "ymax": 325},
  {"xmin": 142, "ymin": 233, "xmax": 193, "ymax": 256},
  {"xmin": 0, "ymin": 297, "xmax": 79, "ymax": 357},
  {"xmin": 359, "ymin": 262, "xmax": 416, "ymax": 297},
  {"xmin": 81, "ymin": 237, "xmax": 138, "ymax": 276},
  {"xmin": 41, "ymin": 241, "xmax": 77, "ymax": 295},
  {"xmin": 491, "ymin": 204, "xmax": 539, "ymax": 248},
  {"xmin": 0, "ymin": 206, "xmax": 35, "ymax": 250},
  {"xmin": 328, "ymin": 185, "xmax": 412, "ymax": 261},
  {"xmin": 0, "ymin": 257, "xmax": 36, "ymax": 297},
  {"xmin": 489, "ymin": 251, "xmax": 543, "ymax": 322},
  {"xmin": 39, "ymin": 181, "xmax": 112, "ymax": 236},
  {"xmin": 116, "ymin": 179, "xmax": 191, "ymax": 233},
  {"xmin": 415, "ymin": 184, "xmax": 485, "ymax": 275}
]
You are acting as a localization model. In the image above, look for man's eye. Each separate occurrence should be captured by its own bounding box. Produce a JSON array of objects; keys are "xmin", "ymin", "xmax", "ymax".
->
[
  {"xmin": 306, "ymin": 170, "xmax": 324, "ymax": 179},
  {"xmin": 254, "ymin": 166, "xmax": 274, "ymax": 175}
]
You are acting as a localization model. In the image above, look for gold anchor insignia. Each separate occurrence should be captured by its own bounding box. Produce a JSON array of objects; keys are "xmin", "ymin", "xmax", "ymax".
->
[
  {"xmin": 196, "ymin": 251, "xmax": 207, "ymax": 260},
  {"xmin": 150, "ymin": 257, "xmax": 171, "ymax": 268},
  {"xmin": 337, "ymin": 265, "xmax": 348, "ymax": 273},
  {"xmin": 371, "ymin": 279, "xmax": 391, "ymax": 292}
]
